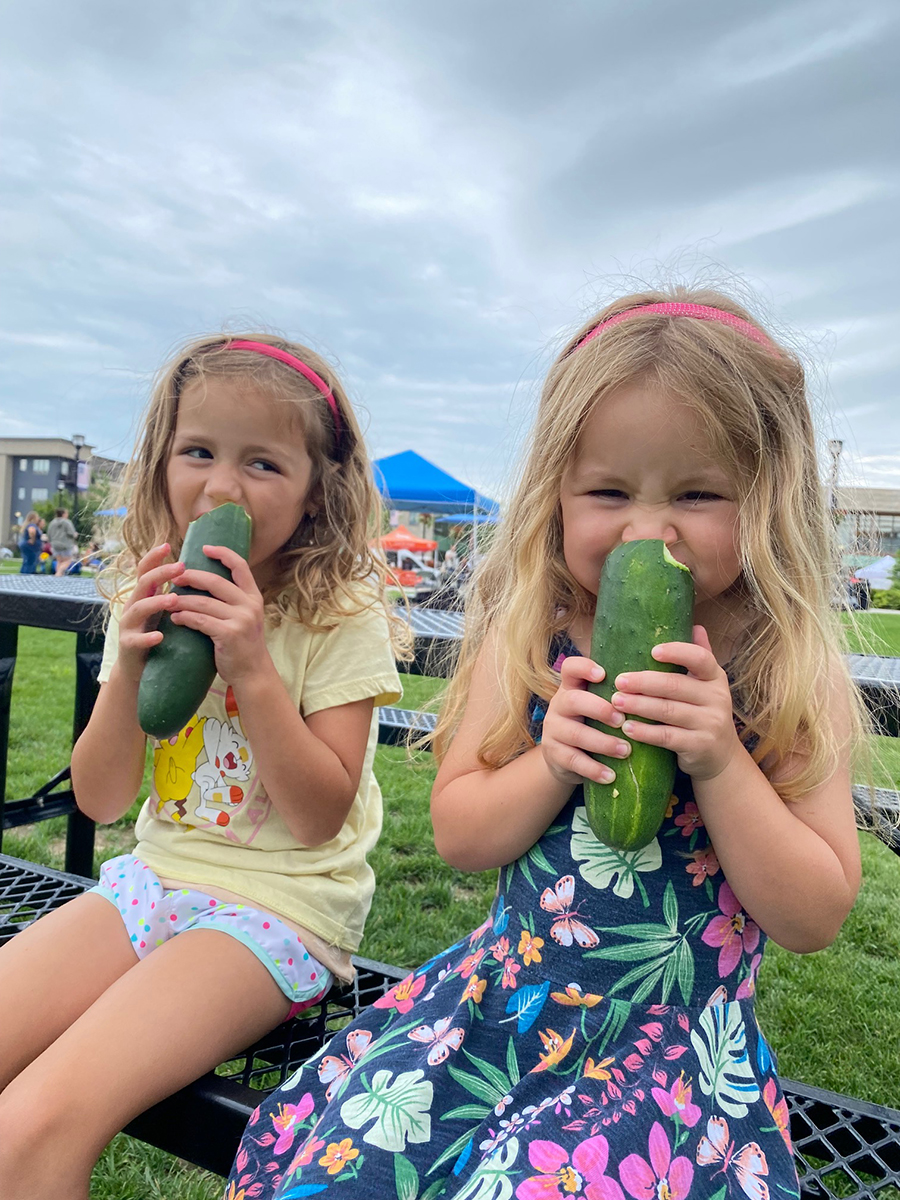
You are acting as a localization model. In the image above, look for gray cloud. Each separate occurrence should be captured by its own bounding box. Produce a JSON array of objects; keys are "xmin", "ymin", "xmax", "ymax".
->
[{"xmin": 1, "ymin": 0, "xmax": 898, "ymax": 497}]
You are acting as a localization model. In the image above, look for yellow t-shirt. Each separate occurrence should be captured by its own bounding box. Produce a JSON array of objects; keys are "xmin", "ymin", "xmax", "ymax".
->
[{"xmin": 98, "ymin": 597, "xmax": 402, "ymax": 951}]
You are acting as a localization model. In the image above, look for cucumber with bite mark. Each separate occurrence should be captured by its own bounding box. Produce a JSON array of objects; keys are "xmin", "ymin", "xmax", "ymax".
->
[
  {"xmin": 137, "ymin": 502, "xmax": 252, "ymax": 739},
  {"xmin": 584, "ymin": 540, "xmax": 694, "ymax": 851}
]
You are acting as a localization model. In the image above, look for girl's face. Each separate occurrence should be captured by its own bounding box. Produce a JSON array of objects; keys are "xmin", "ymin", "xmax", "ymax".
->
[
  {"xmin": 166, "ymin": 376, "xmax": 316, "ymax": 585},
  {"xmin": 559, "ymin": 383, "xmax": 742, "ymax": 627}
]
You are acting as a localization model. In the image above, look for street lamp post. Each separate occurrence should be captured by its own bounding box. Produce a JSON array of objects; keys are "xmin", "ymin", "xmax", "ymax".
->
[{"xmin": 71, "ymin": 433, "xmax": 85, "ymax": 505}]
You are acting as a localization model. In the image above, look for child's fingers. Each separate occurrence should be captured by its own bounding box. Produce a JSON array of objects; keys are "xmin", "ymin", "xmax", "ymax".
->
[
  {"xmin": 169, "ymin": 593, "xmax": 234, "ymax": 624},
  {"xmin": 120, "ymin": 591, "xmax": 179, "ymax": 630},
  {"xmin": 200, "ymin": 545, "xmax": 258, "ymax": 593},
  {"xmin": 130, "ymin": 556, "xmax": 185, "ymax": 601},
  {"xmin": 558, "ymin": 656, "xmax": 605, "ymax": 688},
  {"xmin": 612, "ymin": 669, "xmax": 710, "ymax": 707},
  {"xmin": 573, "ymin": 723, "xmax": 633, "ymax": 760},
  {"xmin": 558, "ymin": 686, "xmax": 625, "ymax": 729},
  {"xmin": 563, "ymin": 747, "xmax": 618, "ymax": 785},
  {"xmin": 649, "ymin": 638, "xmax": 720, "ymax": 680},
  {"xmin": 611, "ymin": 693, "xmax": 702, "ymax": 729},
  {"xmin": 175, "ymin": 568, "xmax": 243, "ymax": 601}
]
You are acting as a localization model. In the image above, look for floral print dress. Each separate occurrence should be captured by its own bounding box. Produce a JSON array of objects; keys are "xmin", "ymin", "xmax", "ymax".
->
[{"xmin": 226, "ymin": 648, "xmax": 799, "ymax": 1200}]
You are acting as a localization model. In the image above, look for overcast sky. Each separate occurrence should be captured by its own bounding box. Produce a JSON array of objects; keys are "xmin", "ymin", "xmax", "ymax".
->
[{"xmin": 2, "ymin": 0, "xmax": 899, "ymax": 502}]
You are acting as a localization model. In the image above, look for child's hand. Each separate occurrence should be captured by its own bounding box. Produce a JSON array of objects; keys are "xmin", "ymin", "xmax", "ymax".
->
[
  {"xmin": 541, "ymin": 655, "xmax": 632, "ymax": 788},
  {"xmin": 609, "ymin": 625, "xmax": 741, "ymax": 782},
  {"xmin": 169, "ymin": 545, "xmax": 267, "ymax": 685},
  {"xmin": 116, "ymin": 544, "xmax": 186, "ymax": 683}
]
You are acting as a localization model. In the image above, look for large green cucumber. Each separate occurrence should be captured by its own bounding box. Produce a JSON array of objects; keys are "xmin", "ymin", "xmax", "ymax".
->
[
  {"xmin": 584, "ymin": 540, "xmax": 694, "ymax": 851},
  {"xmin": 137, "ymin": 502, "xmax": 252, "ymax": 739}
]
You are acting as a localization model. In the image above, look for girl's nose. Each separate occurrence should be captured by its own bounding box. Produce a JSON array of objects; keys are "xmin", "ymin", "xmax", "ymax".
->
[
  {"xmin": 621, "ymin": 513, "xmax": 678, "ymax": 545},
  {"xmin": 204, "ymin": 464, "xmax": 243, "ymax": 504}
]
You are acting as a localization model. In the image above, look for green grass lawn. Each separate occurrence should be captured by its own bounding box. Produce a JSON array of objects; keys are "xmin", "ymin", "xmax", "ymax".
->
[
  {"xmin": 842, "ymin": 609, "xmax": 900, "ymax": 655},
  {"xmin": 3, "ymin": 627, "xmax": 900, "ymax": 1197}
]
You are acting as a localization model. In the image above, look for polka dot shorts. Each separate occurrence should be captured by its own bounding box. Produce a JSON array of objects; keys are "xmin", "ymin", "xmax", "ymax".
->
[{"xmin": 91, "ymin": 854, "xmax": 332, "ymax": 1019}]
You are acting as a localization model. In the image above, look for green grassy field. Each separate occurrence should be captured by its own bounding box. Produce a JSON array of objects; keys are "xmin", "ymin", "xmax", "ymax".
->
[{"xmin": 2, "ymin": 625, "xmax": 900, "ymax": 1197}]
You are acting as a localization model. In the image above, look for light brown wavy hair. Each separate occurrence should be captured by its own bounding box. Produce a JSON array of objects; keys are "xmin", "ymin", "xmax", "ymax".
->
[
  {"xmin": 433, "ymin": 288, "xmax": 870, "ymax": 804},
  {"xmin": 102, "ymin": 332, "xmax": 411, "ymax": 657}
]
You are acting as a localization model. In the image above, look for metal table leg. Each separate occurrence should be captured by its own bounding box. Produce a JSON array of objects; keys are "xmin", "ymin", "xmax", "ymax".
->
[{"xmin": 0, "ymin": 622, "xmax": 19, "ymax": 854}]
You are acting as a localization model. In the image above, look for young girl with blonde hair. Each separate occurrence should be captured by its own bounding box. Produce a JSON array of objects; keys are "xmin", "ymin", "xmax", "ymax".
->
[
  {"xmin": 226, "ymin": 289, "xmax": 866, "ymax": 1200},
  {"xmin": 0, "ymin": 334, "xmax": 408, "ymax": 1198}
]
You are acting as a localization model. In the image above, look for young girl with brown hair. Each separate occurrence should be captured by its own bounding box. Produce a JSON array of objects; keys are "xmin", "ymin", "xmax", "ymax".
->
[{"xmin": 0, "ymin": 334, "xmax": 408, "ymax": 1198}]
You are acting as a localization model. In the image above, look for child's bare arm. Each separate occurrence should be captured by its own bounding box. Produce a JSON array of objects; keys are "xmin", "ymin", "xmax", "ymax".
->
[
  {"xmin": 612, "ymin": 631, "xmax": 860, "ymax": 952},
  {"xmin": 691, "ymin": 663, "xmax": 860, "ymax": 953},
  {"xmin": 431, "ymin": 636, "xmax": 628, "ymax": 871},
  {"xmin": 230, "ymin": 668, "xmax": 374, "ymax": 845}
]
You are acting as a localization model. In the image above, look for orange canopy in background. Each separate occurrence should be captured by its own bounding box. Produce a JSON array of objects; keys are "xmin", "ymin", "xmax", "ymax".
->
[{"xmin": 376, "ymin": 525, "xmax": 437, "ymax": 552}]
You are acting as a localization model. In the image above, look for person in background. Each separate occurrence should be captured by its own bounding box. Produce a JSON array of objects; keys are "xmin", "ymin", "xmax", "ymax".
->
[
  {"xmin": 17, "ymin": 511, "xmax": 41, "ymax": 574},
  {"xmin": 38, "ymin": 520, "xmax": 54, "ymax": 573},
  {"xmin": 47, "ymin": 507, "xmax": 78, "ymax": 577}
]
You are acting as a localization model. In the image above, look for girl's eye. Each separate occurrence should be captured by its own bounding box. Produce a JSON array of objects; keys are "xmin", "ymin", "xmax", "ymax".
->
[
  {"xmin": 591, "ymin": 489, "xmax": 628, "ymax": 499},
  {"xmin": 185, "ymin": 447, "xmax": 212, "ymax": 460},
  {"xmin": 249, "ymin": 459, "xmax": 279, "ymax": 473},
  {"xmin": 681, "ymin": 491, "xmax": 724, "ymax": 503}
]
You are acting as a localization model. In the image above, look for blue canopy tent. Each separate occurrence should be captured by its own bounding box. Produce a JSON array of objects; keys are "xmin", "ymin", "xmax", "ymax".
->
[
  {"xmin": 373, "ymin": 450, "xmax": 497, "ymax": 517},
  {"xmin": 433, "ymin": 511, "xmax": 500, "ymax": 526}
]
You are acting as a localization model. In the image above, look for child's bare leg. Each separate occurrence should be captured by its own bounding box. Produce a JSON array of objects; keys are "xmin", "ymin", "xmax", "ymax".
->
[
  {"xmin": 0, "ymin": 927, "xmax": 292, "ymax": 1200},
  {"xmin": 0, "ymin": 892, "xmax": 139, "ymax": 1091}
]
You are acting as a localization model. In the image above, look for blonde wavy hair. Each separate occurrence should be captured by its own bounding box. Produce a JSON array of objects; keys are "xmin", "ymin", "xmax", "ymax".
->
[
  {"xmin": 433, "ymin": 288, "xmax": 870, "ymax": 804},
  {"xmin": 103, "ymin": 332, "xmax": 411, "ymax": 657}
]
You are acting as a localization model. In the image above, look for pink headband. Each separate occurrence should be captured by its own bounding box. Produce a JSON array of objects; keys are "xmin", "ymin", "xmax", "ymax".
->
[
  {"xmin": 224, "ymin": 339, "xmax": 342, "ymax": 437},
  {"xmin": 576, "ymin": 302, "xmax": 775, "ymax": 351}
]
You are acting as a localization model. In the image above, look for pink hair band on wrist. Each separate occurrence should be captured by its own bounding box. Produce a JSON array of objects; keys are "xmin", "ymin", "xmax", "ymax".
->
[
  {"xmin": 576, "ymin": 302, "xmax": 776, "ymax": 351},
  {"xmin": 224, "ymin": 339, "xmax": 342, "ymax": 437}
]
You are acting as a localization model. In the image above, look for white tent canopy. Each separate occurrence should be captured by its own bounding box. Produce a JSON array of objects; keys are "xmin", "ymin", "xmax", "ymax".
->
[{"xmin": 855, "ymin": 555, "xmax": 895, "ymax": 590}]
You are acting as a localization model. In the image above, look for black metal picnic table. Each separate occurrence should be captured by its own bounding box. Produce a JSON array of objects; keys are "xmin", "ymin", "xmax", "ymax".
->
[
  {"xmin": 2, "ymin": 574, "xmax": 899, "ymax": 874},
  {"xmin": 0, "ymin": 576, "xmax": 463, "ymax": 874}
]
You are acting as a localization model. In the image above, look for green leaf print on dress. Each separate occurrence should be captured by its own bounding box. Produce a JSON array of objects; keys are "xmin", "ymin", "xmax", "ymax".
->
[
  {"xmin": 586, "ymin": 881, "xmax": 698, "ymax": 1004},
  {"xmin": 340, "ymin": 1068, "xmax": 434, "ymax": 1151},
  {"xmin": 691, "ymin": 1004, "xmax": 760, "ymax": 1118},
  {"xmin": 570, "ymin": 805, "xmax": 661, "ymax": 904}
]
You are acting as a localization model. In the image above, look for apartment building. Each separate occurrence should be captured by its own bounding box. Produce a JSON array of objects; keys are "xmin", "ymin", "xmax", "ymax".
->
[{"xmin": 0, "ymin": 437, "xmax": 124, "ymax": 542}]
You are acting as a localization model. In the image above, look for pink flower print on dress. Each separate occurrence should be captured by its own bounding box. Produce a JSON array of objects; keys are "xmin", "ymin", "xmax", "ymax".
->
[
  {"xmin": 619, "ymin": 1120, "xmax": 694, "ymax": 1200},
  {"xmin": 457, "ymin": 947, "xmax": 486, "ymax": 979},
  {"xmin": 736, "ymin": 953, "xmax": 763, "ymax": 1000},
  {"xmin": 686, "ymin": 846, "xmax": 719, "ymax": 886},
  {"xmin": 490, "ymin": 935, "xmax": 511, "ymax": 962},
  {"xmin": 701, "ymin": 882, "xmax": 761, "ymax": 977},
  {"xmin": 515, "ymin": 1134, "xmax": 626, "ymax": 1200},
  {"xmin": 674, "ymin": 801, "xmax": 704, "ymax": 836},
  {"xmin": 651, "ymin": 1071, "xmax": 702, "ymax": 1128},
  {"xmin": 373, "ymin": 972, "xmax": 426, "ymax": 1014},
  {"xmin": 270, "ymin": 1093, "xmax": 314, "ymax": 1155},
  {"xmin": 763, "ymin": 1078, "xmax": 792, "ymax": 1152},
  {"xmin": 285, "ymin": 1119, "xmax": 325, "ymax": 1175},
  {"xmin": 502, "ymin": 957, "xmax": 521, "ymax": 989}
]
